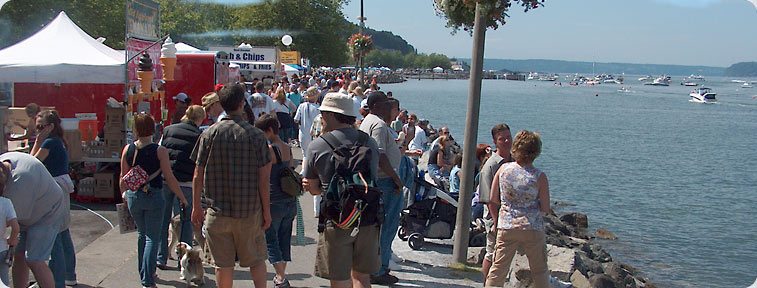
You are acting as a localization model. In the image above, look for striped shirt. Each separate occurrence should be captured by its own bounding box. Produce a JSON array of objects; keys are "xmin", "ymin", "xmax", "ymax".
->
[{"xmin": 191, "ymin": 114, "xmax": 271, "ymax": 218}]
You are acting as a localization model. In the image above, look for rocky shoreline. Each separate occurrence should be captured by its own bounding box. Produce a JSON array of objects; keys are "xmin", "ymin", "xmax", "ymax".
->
[{"xmin": 468, "ymin": 208, "xmax": 655, "ymax": 288}]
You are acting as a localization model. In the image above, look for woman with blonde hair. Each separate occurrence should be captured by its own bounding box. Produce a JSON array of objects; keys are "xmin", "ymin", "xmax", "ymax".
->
[
  {"xmin": 427, "ymin": 134, "xmax": 453, "ymax": 183},
  {"xmin": 273, "ymin": 87, "xmax": 295, "ymax": 143},
  {"xmin": 485, "ymin": 130, "xmax": 551, "ymax": 288},
  {"xmin": 156, "ymin": 105, "xmax": 205, "ymax": 269}
]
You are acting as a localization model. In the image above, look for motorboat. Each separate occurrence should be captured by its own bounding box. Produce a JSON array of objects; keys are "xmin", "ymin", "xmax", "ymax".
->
[
  {"xmin": 618, "ymin": 87, "xmax": 631, "ymax": 93},
  {"xmin": 689, "ymin": 87, "xmax": 717, "ymax": 103},
  {"xmin": 638, "ymin": 75, "xmax": 652, "ymax": 81},
  {"xmin": 681, "ymin": 81, "xmax": 698, "ymax": 86},
  {"xmin": 731, "ymin": 79, "xmax": 746, "ymax": 83},
  {"xmin": 742, "ymin": 82, "xmax": 753, "ymax": 88},
  {"xmin": 644, "ymin": 75, "xmax": 671, "ymax": 86}
]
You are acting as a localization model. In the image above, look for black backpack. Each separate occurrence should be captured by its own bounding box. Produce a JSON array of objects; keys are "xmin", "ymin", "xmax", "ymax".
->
[{"xmin": 319, "ymin": 131, "xmax": 383, "ymax": 231}]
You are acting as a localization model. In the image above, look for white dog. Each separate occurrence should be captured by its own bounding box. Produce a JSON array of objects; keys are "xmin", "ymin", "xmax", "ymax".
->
[{"xmin": 175, "ymin": 242, "xmax": 204, "ymax": 286}]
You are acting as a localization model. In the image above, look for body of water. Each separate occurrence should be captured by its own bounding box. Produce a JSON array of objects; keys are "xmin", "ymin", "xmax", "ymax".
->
[{"xmin": 385, "ymin": 77, "xmax": 757, "ymax": 287}]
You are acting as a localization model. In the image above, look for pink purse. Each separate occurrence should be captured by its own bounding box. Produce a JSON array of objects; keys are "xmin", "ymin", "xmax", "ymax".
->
[{"xmin": 121, "ymin": 144, "xmax": 159, "ymax": 192}]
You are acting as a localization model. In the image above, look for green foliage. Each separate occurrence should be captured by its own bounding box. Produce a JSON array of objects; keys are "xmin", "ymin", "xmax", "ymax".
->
[
  {"xmin": 232, "ymin": 0, "xmax": 351, "ymax": 67},
  {"xmin": 0, "ymin": 0, "xmax": 125, "ymax": 49},
  {"xmin": 724, "ymin": 62, "xmax": 757, "ymax": 77},
  {"xmin": 348, "ymin": 23, "xmax": 415, "ymax": 54},
  {"xmin": 433, "ymin": 0, "xmax": 544, "ymax": 34},
  {"xmin": 365, "ymin": 49, "xmax": 451, "ymax": 69}
]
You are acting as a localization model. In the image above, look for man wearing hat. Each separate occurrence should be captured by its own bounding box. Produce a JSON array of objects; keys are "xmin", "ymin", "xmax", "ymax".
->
[
  {"xmin": 302, "ymin": 93, "xmax": 380, "ymax": 288},
  {"xmin": 202, "ymin": 92, "xmax": 225, "ymax": 125},
  {"xmin": 360, "ymin": 91, "xmax": 403, "ymax": 285},
  {"xmin": 172, "ymin": 92, "xmax": 192, "ymax": 124},
  {"xmin": 318, "ymin": 79, "xmax": 342, "ymax": 105}
]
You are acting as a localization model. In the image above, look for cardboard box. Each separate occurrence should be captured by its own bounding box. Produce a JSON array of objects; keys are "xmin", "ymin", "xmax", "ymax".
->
[
  {"xmin": 8, "ymin": 106, "xmax": 55, "ymax": 135},
  {"xmin": 77, "ymin": 177, "xmax": 95, "ymax": 197},
  {"xmin": 104, "ymin": 106, "xmax": 125, "ymax": 130},
  {"xmin": 94, "ymin": 173, "xmax": 116, "ymax": 199},
  {"xmin": 85, "ymin": 141, "xmax": 104, "ymax": 158},
  {"xmin": 104, "ymin": 134, "xmax": 125, "ymax": 159},
  {"xmin": 63, "ymin": 130, "xmax": 83, "ymax": 162}
]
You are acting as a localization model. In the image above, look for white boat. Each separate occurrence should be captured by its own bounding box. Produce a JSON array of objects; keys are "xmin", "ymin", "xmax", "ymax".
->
[
  {"xmin": 618, "ymin": 87, "xmax": 631, "ymax": 93},
  {"xmin": 690, "ymin": 87, "xmax": 717, "ymax": 103},
  {"xmin": 638, "ymin": 75, "xmax": 652, "ymax": 81},
  {"xmin": 731, "ymin": 79, "xmax": 746, "ymax": 83},
  {"xmin": 742, "ymin": 82, "xmax": 753, "ymax": 88},
  {"xmin": 681, "ymin": 81, "xmax": 698, "ymax": 86},
  {"xmin": 644, "ymin": 75, "xmax": 671, "ymax": 86}
]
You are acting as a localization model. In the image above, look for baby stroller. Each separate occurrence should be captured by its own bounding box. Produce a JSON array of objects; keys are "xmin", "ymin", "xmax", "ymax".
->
[{"xmin": 398, "ymin": 175, "xmax": 486, "ymax": 250}]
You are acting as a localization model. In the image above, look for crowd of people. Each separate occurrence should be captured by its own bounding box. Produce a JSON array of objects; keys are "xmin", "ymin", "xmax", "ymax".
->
[{"xmin": 0, "ymin": 70, "xmax": 558, "ymax": 288}]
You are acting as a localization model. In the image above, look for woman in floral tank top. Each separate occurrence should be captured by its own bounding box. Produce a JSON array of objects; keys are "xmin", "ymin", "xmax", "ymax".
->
[{"xmin": 485, "ymin": 130, "xmax": 551, "ymax": 288}]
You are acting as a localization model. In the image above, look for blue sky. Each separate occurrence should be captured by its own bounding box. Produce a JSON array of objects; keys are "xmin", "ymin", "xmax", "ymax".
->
[{"xmin": 343, "ymin": 0, "xmax": 757, "ymax": 67}]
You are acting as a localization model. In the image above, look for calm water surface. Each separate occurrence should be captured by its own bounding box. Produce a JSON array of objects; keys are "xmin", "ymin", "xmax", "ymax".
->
[{"xmin": 386, "ymin": 77, "xmax": 757, "ymax": 287}]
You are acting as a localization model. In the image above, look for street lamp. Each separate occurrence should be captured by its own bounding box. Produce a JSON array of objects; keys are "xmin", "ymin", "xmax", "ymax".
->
[{"xmin": 358, "ymin": 0, "xmax": 366, "ymax": 86}]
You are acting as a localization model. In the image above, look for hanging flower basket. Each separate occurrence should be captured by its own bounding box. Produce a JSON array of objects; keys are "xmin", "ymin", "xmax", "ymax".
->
[{"xmin": 349, "ymin": 33, "xmax": 373, "ymax": 63}]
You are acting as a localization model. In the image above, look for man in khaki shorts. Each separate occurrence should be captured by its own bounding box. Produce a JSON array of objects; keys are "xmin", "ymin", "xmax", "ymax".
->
[
  {"xmin": 302, "ymin": 93, "xmax": 381, "ymax": 288},
  {"xmin": 477, "ymin": 123, "xmax": 513, "ymax": 280},
  {"xmin": 191, "ymin": 83, "xmax": 272, "ymax": 288}
]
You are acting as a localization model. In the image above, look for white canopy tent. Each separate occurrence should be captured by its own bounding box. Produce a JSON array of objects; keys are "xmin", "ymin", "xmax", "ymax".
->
[
  {"xmin": 432, "ymin": 66, "xmax": 444, "ymax": 73},
  {"xmin": 175, "ymin": 42, "xmax": 201, "ymax": 52},
  {"xmin": 0, "ymin": 11, "xmax": 124, "ymax": 84}
]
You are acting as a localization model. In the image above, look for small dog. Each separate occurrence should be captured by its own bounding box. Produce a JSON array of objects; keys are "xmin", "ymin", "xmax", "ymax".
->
[
  {"xmin": 169, "ymin": 212, "xmax": 206, "ymax": 261},
  {"xmin": 175, "ymin": 242, "xmax": 204, "ymax": 286}
]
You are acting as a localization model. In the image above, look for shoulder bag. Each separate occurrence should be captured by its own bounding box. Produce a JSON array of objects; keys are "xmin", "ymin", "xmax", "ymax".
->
[
  {"xmin": 273, "ymin": 144, "xmax": 303, "ymax": 197},
  {"xmin": 121, "ymin": 144, "xmax": 161, "ymax": 192}
]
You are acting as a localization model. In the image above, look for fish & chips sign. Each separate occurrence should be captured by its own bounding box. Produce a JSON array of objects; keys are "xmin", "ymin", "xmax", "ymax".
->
[{"xmin": 209, "ymin": 46, "xmax": 276, "ymax": 72}]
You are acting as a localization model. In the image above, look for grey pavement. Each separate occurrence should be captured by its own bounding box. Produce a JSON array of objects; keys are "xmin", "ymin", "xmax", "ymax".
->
[{"xmin": 68, "ymin": 146, "xmax": 482, "ymax": 287}]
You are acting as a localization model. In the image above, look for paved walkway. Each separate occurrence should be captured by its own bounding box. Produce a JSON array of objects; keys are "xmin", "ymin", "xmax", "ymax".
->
[{"xmin": 70, "ymin": 146, "xmax": 483, "ymax": 288}]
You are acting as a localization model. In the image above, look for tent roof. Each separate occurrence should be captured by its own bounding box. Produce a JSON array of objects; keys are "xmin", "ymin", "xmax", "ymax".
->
[
  {"xmin": 176, "ymin": 42, "xmax": 201, "ymax": 52},
  {"xmin": 0, "ymin": 11, "xmax": 124, "ymax": 83}
]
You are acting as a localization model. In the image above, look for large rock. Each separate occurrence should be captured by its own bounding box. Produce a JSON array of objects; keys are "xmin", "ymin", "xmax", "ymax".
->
[
  {"xmin": 570, "ymin": 270, "xmax": 591, "ymax": 288},
  {"xmin": 576, "ymin": 251, "xmax": 604, "ymax": 276},
  {"xmin": 560, "ymin": 213, "xmax": 589, "ymax": 229},
  {"xmin": 602, "ymin": 262, "xmax": 631, "ymax": 285},
  {"xmin": 588, "ymin": 274, "xmax": 616, "ymax": 288},
  {"xmin": 595, "ymin": 228, "xmax": 618, "ymax": 240},
  {"xmin": 468, "ymin": 247, "xmax": 486, "ymax": 265},
  {"xmin": 547, "ymin": 245, "xmax": 579, "ymax": 281}
]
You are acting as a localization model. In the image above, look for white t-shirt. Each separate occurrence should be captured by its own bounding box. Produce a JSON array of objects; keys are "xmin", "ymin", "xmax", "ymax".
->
[
  {"xmin": 352, "ymin": 96, "xmax": 364, "ymax": 122},
  {"xmin": 407, "ymin": 124, "xmax": 428, "ymax": 151},
  {"xmin": 0, "ymin": 197, "xmax": 17, "ymax": 252},
  {"xmin": 272, "ymin": 101, "xmax": 290, "ymax": 113},
  {"xmin": 248, "ymin": 92, "xmax": 274, "ymax": 121},
  {"xmin": 294, "ymin": 102, "xmax": 320, "ymax": 135}
]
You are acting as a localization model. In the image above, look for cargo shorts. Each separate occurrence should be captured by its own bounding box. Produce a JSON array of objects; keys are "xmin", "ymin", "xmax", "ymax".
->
[
  {"xmin": 314, "ymin": 224, "xmax": 380, "ymax": 281},
  {"xmin": 204, "ymin": 210, "xmax": 268, "ymax": 268}
]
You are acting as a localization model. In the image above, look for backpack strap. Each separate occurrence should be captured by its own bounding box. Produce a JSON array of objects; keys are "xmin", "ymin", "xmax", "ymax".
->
[
  {"xmin": 127, "ymin": 143, "xmax": 138, "ymax": 168},
  {"xmin": 271, "ymin": 144, "xmax": 283, "ymax": 164},
  {"xmin": 321, "ymin": 131, "xmax": 339, "ymax": 151}
]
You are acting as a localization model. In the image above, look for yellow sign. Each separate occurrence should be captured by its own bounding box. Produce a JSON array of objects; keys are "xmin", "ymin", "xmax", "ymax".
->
[{"xmin": 280, "ymin": 51, "xmax": 300, "ymax": 65}]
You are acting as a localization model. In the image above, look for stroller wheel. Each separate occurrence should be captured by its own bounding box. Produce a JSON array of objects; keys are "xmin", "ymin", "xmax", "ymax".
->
[
  {"xmin": 469, "ymin": 232, "xmax": 486, "ymax": 247},
  {"xmin": 398, "ymin": 227, "xmax": 409, "ymax": 241},
  {"xmin": 408, "ymin": 233, "xmax": 424, "ymax": 250}
]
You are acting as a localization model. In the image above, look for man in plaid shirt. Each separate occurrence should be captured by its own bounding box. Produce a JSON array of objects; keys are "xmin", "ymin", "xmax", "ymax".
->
[{"xmin": 191, "ymin": 83, "xmax": 272, "ymax": 288}]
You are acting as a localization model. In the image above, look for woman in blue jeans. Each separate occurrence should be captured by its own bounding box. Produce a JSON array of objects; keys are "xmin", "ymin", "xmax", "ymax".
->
[
  {"xmin": 120, "ymin": 114, "xmax": 188, "ymax": 288},
  {"xmin": 255, "ymin": 115, "xmax": 297, "ymax": 288},
  {"xmin": 31, "ymin": 110, "xmax": 77, "ymax": 287}
]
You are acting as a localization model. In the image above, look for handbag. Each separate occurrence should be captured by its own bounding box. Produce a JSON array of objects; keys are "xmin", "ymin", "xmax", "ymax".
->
[
  {"xmin": 273, "ymin": 145, "xmax": 303, "ymax": 197},
  {"xmin": 116, "ymin": 202, "xmax": 137, "ymax": 234},
  {"xmin": 121, "ymin": 144, "xmax": 161, "ymax": 192}
]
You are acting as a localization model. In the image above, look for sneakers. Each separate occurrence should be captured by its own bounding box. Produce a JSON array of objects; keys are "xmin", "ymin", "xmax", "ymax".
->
[
  {"xmin": 370, "ymin": 272, "xmax": 399, "ymax": 285},
  {"xmin": 65, "ymin": 279, "xmax": 78, "ymax": 286},
  {"xmin": 273, "ymin": 276, "xmax": 291, "ymax": 288},
  {"xmin": 549, "ymin": 275, "xmax": 573, "ymax": 288}
]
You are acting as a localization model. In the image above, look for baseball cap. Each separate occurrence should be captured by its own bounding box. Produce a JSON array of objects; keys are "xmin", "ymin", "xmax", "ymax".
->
[
  {"xmin": 319, "ymin": 93, "xmax": 356, "ymax": 117},
  {"xmin": 361, "ymin": 98, "xmax": 369, "ymax": 111},
  {"xmin": 173, "ymin": 92, "xmax": 190, "ymax": 103},
  {"xmin": 201, "ymin": 92, "xmax": 219, "ymax": 107}
]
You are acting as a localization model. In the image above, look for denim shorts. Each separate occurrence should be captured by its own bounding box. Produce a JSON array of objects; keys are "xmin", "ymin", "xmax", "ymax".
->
[{"xmin": 18, "ymin": 219, "xmax": 61, "ymax": 262}]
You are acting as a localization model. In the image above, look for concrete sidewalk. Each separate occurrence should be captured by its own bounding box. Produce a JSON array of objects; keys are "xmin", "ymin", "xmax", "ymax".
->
[{"xmin": 72, "ymin": 147, "xmax": 482, "ymax": 288}]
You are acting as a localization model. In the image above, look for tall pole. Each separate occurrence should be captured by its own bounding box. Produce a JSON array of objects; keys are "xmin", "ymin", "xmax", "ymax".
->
[
  {"xmin": 359, "ymin": 0, "xmax": 365, "ymax": 85},
  {"xmin": 452, "ymin": 2, "xmax": 486, "ymax": 264}
]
